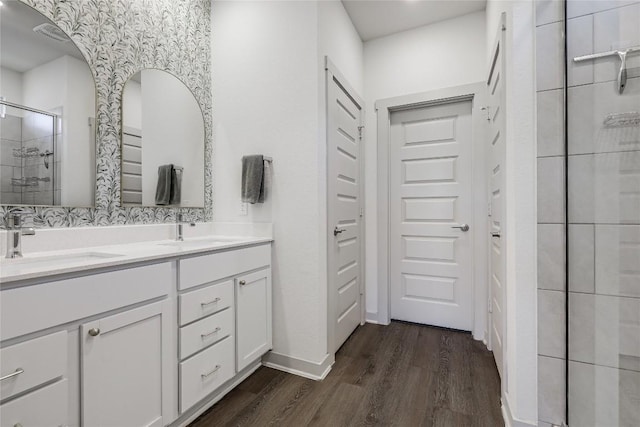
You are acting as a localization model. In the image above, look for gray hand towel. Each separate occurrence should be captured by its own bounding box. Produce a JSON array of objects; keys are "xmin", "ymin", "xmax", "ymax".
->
[
  {"xmin": 241, "ymin": 155, "xmax": 264, "ymax": 204},
  {"xmin": 155, "ymin": 164, "xmax": 173, "ymax": 205},
  {"xmin": 170, "ymin": 167, "xmax": 181, "ymax": 205}
]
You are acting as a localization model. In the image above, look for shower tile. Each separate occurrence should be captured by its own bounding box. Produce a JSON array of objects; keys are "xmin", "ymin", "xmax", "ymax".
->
[
  {"xmin": 569, "ymin": 152, "xmax": 640, "ymax": 224},
  {"xmin": 536, "ymin": 0, "xmax": 564, "ymax": 26},
  {"xmin": 537, "ymin": 22, "xmax": 565, "ymax": 91},
  {"xmin": 570, "ymin": 292, "xmax": 640, "ymax": 370},
  {"xmin": 596, "ymin": 225, "xmax": 640, "ymax": 297},
  {"xmin": 0, "ymin": 191, "xmax": 21, "ymax": 205},
  {"xmin": 537, "ymin": 156, "xmax": 565, "ymax": 223},
  {"xmin": 34, "ymin": 191, "xmax": 54, "ymax": 206},
  {"xmin": 569, "ymin": 224, "xmax": 595, "ymax": 293},
  {"xmin": 537, "ymin": 89, "xmax": 564, "ymax": 157},
  {"xmin": 594, "ymin": 3, "xmax": 640, "ymax": 83},
  {"xmin": 568, "ymin": 78, "xmax": 640, "ymax": 155},
  {"xmin": 0, "ymin": 139, "xmax": 22, "ymax": 167},
  {"xmin": 569, "ymin": 361, "xmax": 640, "ymax": 427},
  {"xmin": 567, "ymin": 15, "xmax": 594, "ymax": 87},
  {"xmin": 568, "ymin": 0, "xmax": 639, "ymax": 19},
  {"xmin": 538, "ymin": 289, "xmax": 566, "ymax": 358},
  {"xmin": 538, "ymin": 355, "xmax": 566, "ymax": 425},
  {"xmin": 0, "ymin": 115, "xmax": 22, "ymax": 142},
  {"xmin": 538, "ymin": 224, "xmax": 565, "ymax": 290},
  {"xmin": 1, "ymin": 166, "xmax": 17, "ymax": 192}
]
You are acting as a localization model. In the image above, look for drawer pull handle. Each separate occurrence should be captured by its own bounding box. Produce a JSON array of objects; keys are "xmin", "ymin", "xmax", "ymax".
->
[
  {"xmin": 88, "ymin": 328, "xmax": 101, "ymax": 337},
  {"xmin": 239, "ymin": 280, "xmax": 246, "ymax": 286},
  {"xmin": 0, "ymin": 368, "xmax": 24, "ymax": 382},
  {"xmin": 201, "ymin": 365, "xmax": 221, "ymax": 379},
  {"xmin": 201, "ymin": 297, "xmax": 221, "ymax": 307},
  {"xmin": 201, "ymin": 327, "xmax": 222, "ymax": 339}
]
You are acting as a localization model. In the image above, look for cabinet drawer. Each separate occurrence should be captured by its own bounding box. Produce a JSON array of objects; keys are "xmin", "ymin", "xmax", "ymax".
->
[
  {"xmin": 0, "ymin": 379, "xmax": 68, "ymax": 427},
  {"xmin": 179, "ymin": 336, "xmax": 234, "ymax": 412},
  {"xmin": 179, "ymin": 280, "xmax": 233, "ymax": 326},
  {"xmin": 179, "ymin": 244, "xmax": 270, "ymax": 290},
  {"xmin": 180, "ymin": 308, "xmax": 233, "ymax": 360},
  {"xmin": 1, "ymin": 262, "xmax": 172, "ymax": 341},
  {"xmin": 1, "ymin": 331, "xmax": 67, "ymax": 401}
]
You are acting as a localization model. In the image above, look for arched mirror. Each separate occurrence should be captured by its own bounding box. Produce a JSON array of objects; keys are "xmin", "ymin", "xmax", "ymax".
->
[
  {"xmin": 0, "ymin": 0, "xmax": 96, "ymax": 207},
  {"xmin": 121, "ymin": 69, "xmax": 205, "ymax": 208}
]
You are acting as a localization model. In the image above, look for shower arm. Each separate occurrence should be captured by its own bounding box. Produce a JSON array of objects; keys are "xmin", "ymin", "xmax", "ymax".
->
[{"xmin": 573, "ymin": 46, "xmax": 640, "ymax": 94}]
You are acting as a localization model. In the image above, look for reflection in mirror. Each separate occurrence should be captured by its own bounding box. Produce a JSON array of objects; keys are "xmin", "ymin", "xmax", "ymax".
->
[
  {"xmin": 122, "ymin": 69, "xmax": 205, "ymax": 208},
  {"xmin": 0, "ymin": 0, "xmax": 96, "ymax": 207}
]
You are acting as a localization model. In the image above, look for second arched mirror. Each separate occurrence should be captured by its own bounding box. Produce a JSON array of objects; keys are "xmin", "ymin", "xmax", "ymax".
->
[{"xmin": 121, "ymin": 69, "xmax": 205, "ymax": 208}]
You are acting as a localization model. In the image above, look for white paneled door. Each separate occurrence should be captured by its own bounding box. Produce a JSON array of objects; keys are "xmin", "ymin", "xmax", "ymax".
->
[
  {"xmin": 487, "ymin": 18, "xmax": 506, "ymax": 379},
  {"xmin": 389, "ymin": 100, "xmax": 474, "ymax": 331},
  {"xmin": 327, "ymin": 62, "xmax": 364, "ymax": 353}
]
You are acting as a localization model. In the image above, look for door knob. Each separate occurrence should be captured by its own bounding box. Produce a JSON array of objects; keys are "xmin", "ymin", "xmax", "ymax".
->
[
  {"xmin": 88, "ymin": 328, "xmax": 100, "ymax": 337},
  {"xmin": 491, "ymin": 231, "xmax": 501, "ymax": 238},
  {"xmin": 333, "ymin": 226, "xmax": 346, "ymax": 236},
  {"xmin": 451, "ymin": 224, "xmax": 470, "ymax": 232}
]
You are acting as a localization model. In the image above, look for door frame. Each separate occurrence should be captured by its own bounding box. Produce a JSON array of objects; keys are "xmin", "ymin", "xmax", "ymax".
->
[
  {"xmin": 375, "ymin": 83, "xmax": 488, "ymax": 341},
  {"xmin": 325, "ymin": 56, "xmax": 366, "ymax": 355}
]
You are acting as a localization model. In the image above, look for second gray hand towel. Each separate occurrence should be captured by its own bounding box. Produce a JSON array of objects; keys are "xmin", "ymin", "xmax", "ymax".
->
[
  {"xmin": 155, "ymin": 164, "xmax": 173, "ymax": 205},
  {"xmin": 241, "ymin": 155, "xmax": 264, "ymax": 204}
]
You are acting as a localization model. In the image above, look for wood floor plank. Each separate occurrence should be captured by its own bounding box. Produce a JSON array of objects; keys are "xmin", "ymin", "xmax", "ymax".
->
[{"xmin": 188, "ymin": 321, "xmax": 504, "ymax": 427}]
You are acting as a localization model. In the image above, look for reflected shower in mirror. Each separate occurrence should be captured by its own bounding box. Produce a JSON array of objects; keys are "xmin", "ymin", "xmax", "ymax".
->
[
  {"xmin": 0, "ymin": 0, "xmax": 96, "ymax": 207},
  {"xmin": 121, "ymin": 69, "xmax": 205, "ymax": 208}
]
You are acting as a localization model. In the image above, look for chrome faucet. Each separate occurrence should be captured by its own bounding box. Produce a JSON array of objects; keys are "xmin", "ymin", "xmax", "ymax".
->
[
  {"xmin": 5, "ymin": 211, "xmax": 36, "ymax": 259},
  {"xmin": 175, "ymin": 213, "xmax": 195, "ymax": 241}
]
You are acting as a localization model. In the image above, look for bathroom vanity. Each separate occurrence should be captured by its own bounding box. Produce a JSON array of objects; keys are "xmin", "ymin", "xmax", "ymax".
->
[{"xmin": 0, "ymin": 234, "xmax": 272, "ymax": 427}]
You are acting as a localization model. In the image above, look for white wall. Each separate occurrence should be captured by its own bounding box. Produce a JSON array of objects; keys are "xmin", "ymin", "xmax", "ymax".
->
[
  {"xmin": 363, "ymin": 11, "xmax": 487, "ymax": 319},
  {"xmin": 212, "ymin": 0, "xmax": 363, "ymax": 368},
  {"xmin": 0, "ymin": 67, "xmax": 23, "ymax": 104},
  {"xmin": 486, "ymin": 1, "xmax": 538, "ymax": 425},
  {"xmin": 212, "ymin": 0, "xmax": 324, "ymax": 364}
]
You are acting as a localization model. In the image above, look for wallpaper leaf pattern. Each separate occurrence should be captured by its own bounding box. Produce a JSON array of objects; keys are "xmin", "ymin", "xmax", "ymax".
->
[{"xmin": 1, "ymin": 0, "xmax": 212, "ymax": 228}]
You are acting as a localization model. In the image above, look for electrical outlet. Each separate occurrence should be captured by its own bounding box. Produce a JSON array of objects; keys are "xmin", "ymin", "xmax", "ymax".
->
[{"xmin": 239, "ymin": 202, "xmax": 248, "ymax": 216}]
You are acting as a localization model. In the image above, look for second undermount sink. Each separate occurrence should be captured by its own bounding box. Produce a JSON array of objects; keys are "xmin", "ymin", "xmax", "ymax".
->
[
  {"xmin": 1, "ymin": 251, "xmax": 123, "ymax": 267},
  {"xmin": 158, "ymin": 236, "xmax": 243, "ymax": 248}
]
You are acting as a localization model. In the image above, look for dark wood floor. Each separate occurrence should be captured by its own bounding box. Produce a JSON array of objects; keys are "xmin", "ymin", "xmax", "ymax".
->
[{"xmin": 189, "ymin": 321, "xmax": 503, "ymax": 427}]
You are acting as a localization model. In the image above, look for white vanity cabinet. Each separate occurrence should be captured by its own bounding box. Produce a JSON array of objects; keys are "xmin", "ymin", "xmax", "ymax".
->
[
  {"xmin": 82, "ymin": 300, "xmax": 170, "ymax": 427},
  {"xmin": 176, "ymin": 244, "xmax": 272, "ymax": 417}
]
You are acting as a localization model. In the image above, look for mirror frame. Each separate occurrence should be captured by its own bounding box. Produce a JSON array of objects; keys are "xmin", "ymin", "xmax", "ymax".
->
[
  {"xmin": 0, "ymin": 0, "xmax": 212, "ymax": 228},
  {"xmin": 119, "ymin": 68, "xmax": 207, "ymax": 209}
]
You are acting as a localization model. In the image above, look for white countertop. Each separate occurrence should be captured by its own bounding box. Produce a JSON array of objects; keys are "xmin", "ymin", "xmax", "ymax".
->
[{"xmin": 0, "ymin": 235, "xmax": 272, "ymax": 285}]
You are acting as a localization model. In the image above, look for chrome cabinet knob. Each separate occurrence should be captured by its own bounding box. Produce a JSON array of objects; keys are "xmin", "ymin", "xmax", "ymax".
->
[
  {"xmin": 239, "ymin": 280, "xmax": 246, "ymax": 286},
  {"xmin": 451, "ymin": 224, "xmax": 470, "ymax": 232},
  {"xmin": 88, "ymin": 328, "xmax": 100, "ymax": 337}
]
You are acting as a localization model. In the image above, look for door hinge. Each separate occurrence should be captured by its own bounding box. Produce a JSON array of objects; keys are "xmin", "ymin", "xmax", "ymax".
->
[
  {"xmin": 359, "ymin": 208, "xmax": 364, "ymax": 218},
  {"xmin": 488, "ymin": 297, "xmax": 493, "ymax": 314},
  {"xmin": 358, "ymin": 125, "xmax": 364, "ymax": 140},
  {"xmin": 487, "ymin": 200, "xmax": 492, "ymax": 217}
]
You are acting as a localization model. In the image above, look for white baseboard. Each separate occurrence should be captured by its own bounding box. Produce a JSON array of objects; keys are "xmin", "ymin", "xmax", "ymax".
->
[
  {"xmin": 262, "ymin": 351, "xmax": 334, "ymax": 381},
  {"xmin": 365, "ymin": 311, "xmax": 380, "ymax": 324},
  {"xmin": 502, "ymin": 397, "xmax": 537, "ymax": 427}
]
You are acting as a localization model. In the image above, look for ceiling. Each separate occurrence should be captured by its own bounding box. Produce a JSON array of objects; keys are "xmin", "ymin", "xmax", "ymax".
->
[
  {"xmin": 1, "ymin": 0, "xmax": 86, "ymax": 73},
  {"xmin": 341, "ymin": 0, "xmax": 487, "ymax": 42}
]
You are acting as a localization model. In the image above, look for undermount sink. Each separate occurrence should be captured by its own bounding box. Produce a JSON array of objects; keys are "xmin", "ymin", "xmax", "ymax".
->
[
  {"xmin": 158, "ymin": 237, "xmax": 242, "ymax": 248},
  {"xmin": 1, "ymin": 252, "xmax": 123, "ymax": 267}
]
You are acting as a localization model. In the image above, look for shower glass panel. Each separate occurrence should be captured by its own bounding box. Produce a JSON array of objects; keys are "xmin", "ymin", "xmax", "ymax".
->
[
  {"xmin": 0, "ymin": 104, "xmax": 57, "ymax": 206},
  {"xmin": 566, "ymin": 1, "xmax": 640, "ymax": 426}
]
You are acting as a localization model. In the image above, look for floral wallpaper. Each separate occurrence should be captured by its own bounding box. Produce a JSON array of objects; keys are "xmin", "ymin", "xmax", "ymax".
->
[{"xmin": 1, "ymin": 0, "xmax": 212, "ymax": 227}]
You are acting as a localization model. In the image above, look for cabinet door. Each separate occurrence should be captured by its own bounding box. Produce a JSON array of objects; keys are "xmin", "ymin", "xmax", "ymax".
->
[
  {"xmin": 81, "ymin": 301, "xmax": 168, "ymax": 427},
  {"xmin": 236, "ymin": 268, "xmax": 272, "ymax": 371}
]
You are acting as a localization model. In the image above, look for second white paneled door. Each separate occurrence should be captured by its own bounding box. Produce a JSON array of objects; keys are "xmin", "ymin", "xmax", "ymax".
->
[
  {"xmin": 389, "ymin": 100, "xmax": 474, "ymax": 331},
  {"xmin": 327, "ymin": 61, "xmax": 364, "ymax": 353}
]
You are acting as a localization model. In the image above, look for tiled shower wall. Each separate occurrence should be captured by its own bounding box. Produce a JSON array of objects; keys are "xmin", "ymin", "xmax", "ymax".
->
[
  {"xmin": 536, "ymin": 1, "xmax": 566, "ymax": 425},
  {"xmin": 536, "ymin": 1, "xmax": 640, "ymax": 426}
]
